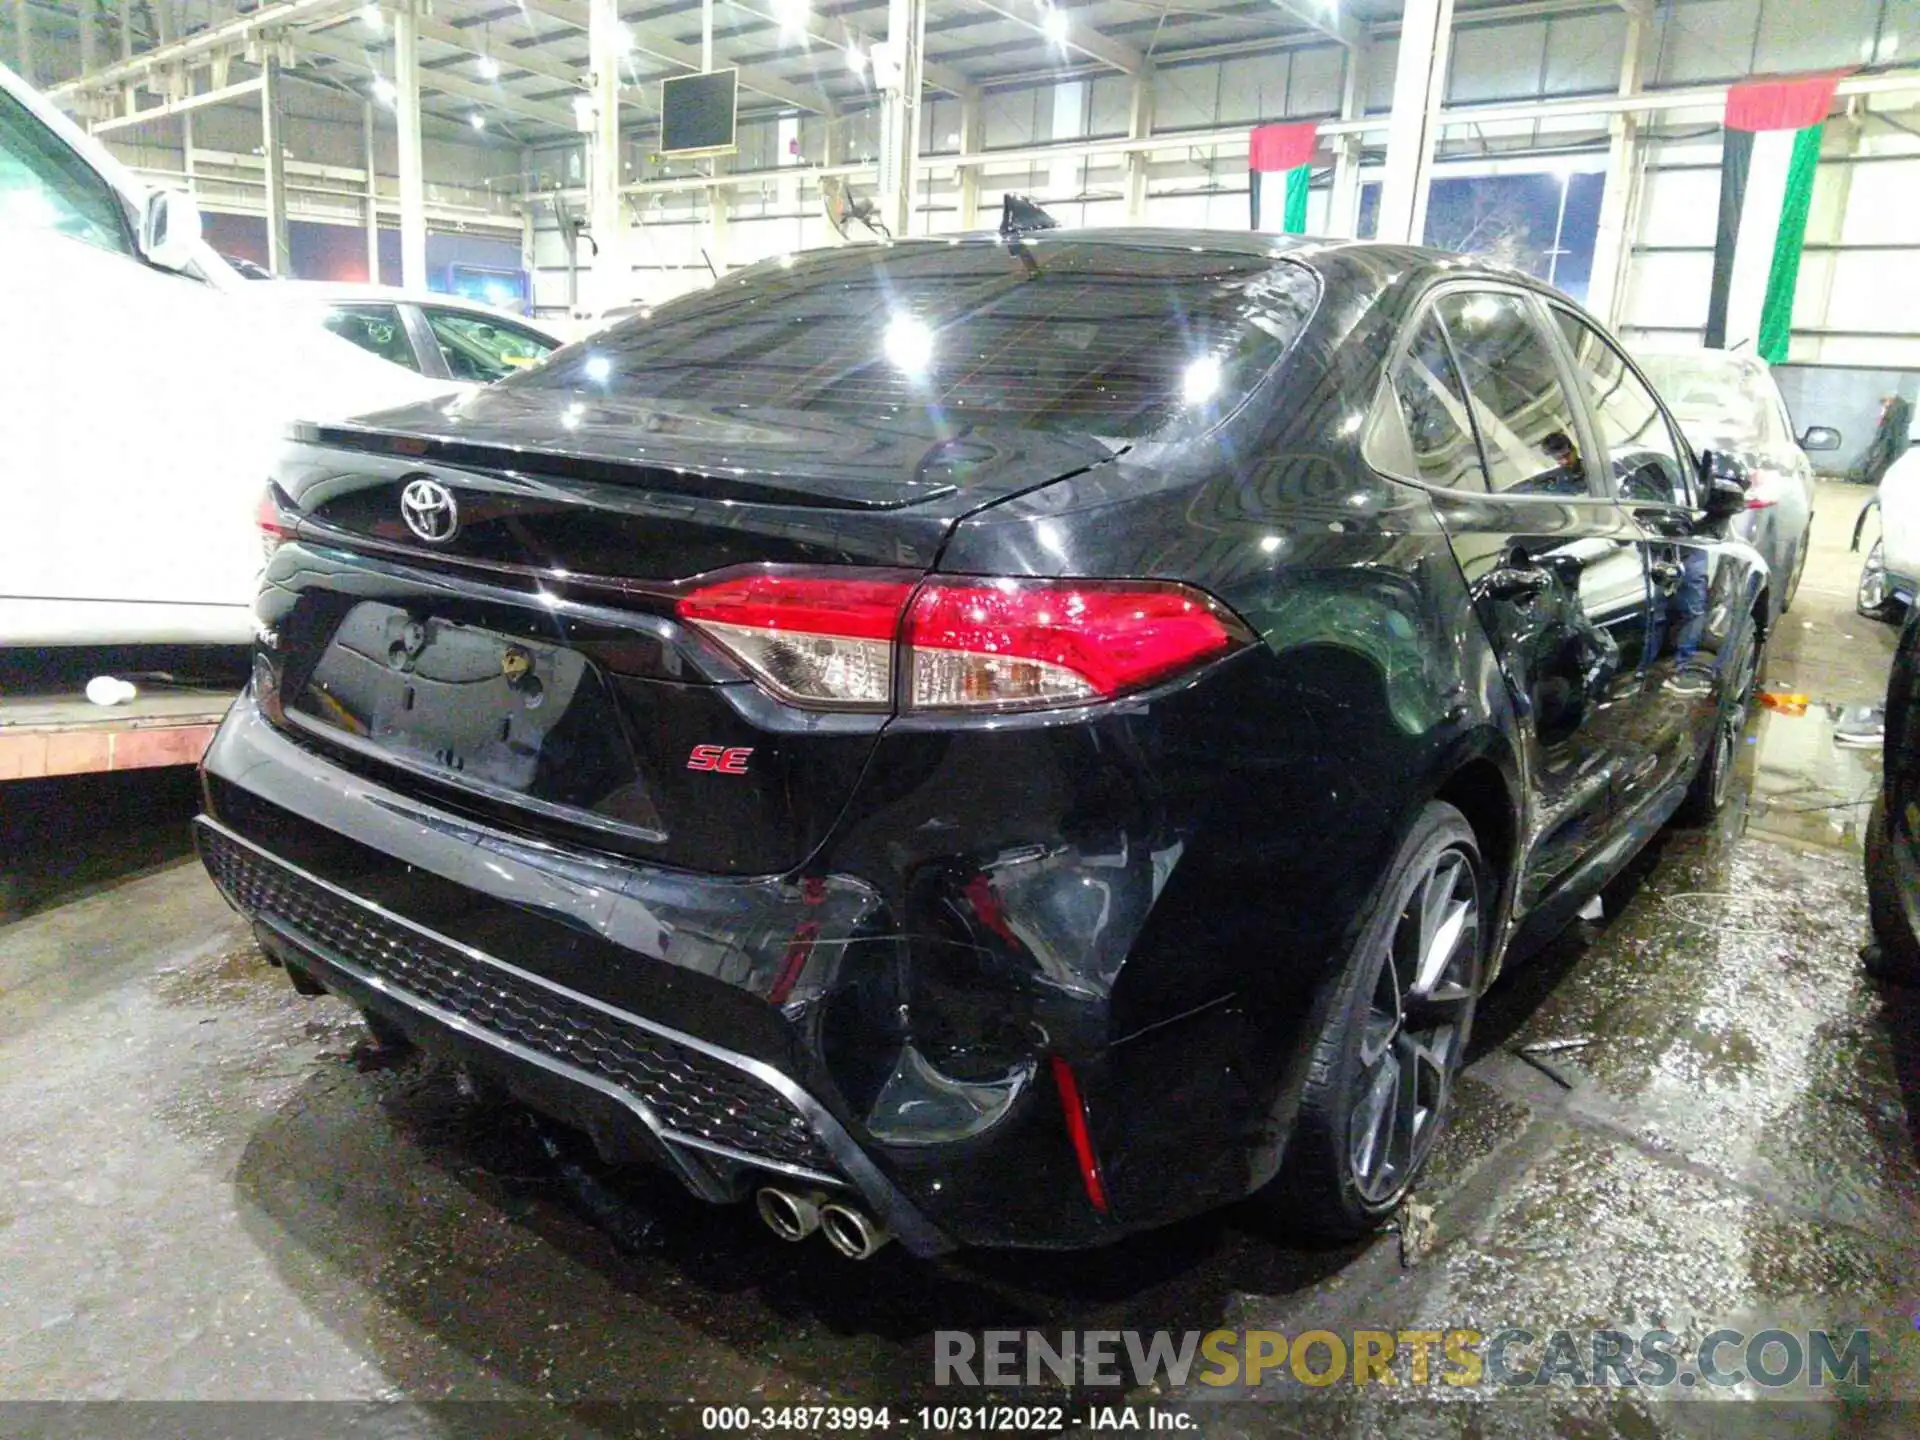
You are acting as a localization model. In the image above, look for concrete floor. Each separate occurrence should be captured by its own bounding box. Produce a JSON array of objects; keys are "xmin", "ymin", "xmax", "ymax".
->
[{"xmin": 3, "ymin": 483, "xmax": 1918, "ymax": 1436}]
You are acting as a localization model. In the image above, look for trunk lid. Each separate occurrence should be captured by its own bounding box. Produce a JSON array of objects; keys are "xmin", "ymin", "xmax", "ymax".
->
[{"xmin": 261, "ymin": 400, "xmax": 1120, "ymax": 876}]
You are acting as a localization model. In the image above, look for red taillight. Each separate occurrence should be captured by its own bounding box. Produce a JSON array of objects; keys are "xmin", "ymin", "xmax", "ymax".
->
[
  {"xmin": 677, "ymin": 570, "xmax": 916, "ymax": 709},
  {"xmin": 257, "ymin": 488, "xmax": 296, "ymax": 561},
  {"xmin": 905, "ymin": 578, "xmax": 1242, "ymax": 711},
  {"xmin": 1742, "ymin": 468, "xmax": 1785, "ymax": 510},
  {"xmin": 675, "ymin": 569, "xmax": 1246, "ymax": 713}
]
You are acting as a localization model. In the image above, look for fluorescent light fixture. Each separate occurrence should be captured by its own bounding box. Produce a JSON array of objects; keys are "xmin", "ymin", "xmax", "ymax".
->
[
  {"xmin": 371, "ymin": 76, "xmax": 398, "ymax": 106},
  {"xmin": 1182, "ymin": 355, "xmax": 1222, "ymax": 406},
  {"xmin": 1042, "ymin": 6, "xmax": 1070, "ymax": 45},
  {"xmin": 469, "ymin": 112, "xmax": 487, "ymax": 130},
  {"xmin": 616, "ymin": 22, "xmax": 636, "ymax": 52},
  {"xmin": 476, "ymin": 53, "xmax": 501, "ymax": 80},
  {"xmin": 845, "ymin": 42, "xmax": 868, "ymax": 77},
  {"xmin": 360, "ymin": 3, "xmax": 383, "ymax": 31},
  {"xmin": 883, "ymin": 314, "xmax": 934, "ymax": 376}
]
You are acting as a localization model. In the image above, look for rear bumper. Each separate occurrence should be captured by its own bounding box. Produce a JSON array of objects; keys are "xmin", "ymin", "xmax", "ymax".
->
[{"xmin": 199, "ymin": 693, "xmax": 1251, "ymax": 1250}]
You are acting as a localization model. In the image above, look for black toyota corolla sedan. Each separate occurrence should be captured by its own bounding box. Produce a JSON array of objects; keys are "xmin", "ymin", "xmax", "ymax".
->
[{"xmin": 197, "ymin": 229, "xmax": 1765, "ymax": 1256}]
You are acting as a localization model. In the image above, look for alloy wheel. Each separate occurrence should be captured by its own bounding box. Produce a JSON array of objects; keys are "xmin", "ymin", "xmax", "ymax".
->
[
  {"xmin": 1861, "ymin": 543, "xmax": 1890, "ymax": 613},
  {"xmin": 1349, "ymin": 846, "xmax": 1480, "ymax": 1206}
]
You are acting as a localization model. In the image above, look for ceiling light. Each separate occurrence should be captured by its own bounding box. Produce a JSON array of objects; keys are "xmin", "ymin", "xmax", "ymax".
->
[
  {"xmin": 1041, "ymin": 6, "xmax": 1069, "ymax": 44},
  {"xmin": 845, "ymin": 42, "xmax": 868, "ymax": 77},
  {"xmin": 573, "ymin": 93, "xmax": 594, "ymax": 131},
  {"xmin": 469, "ymin": 112, "xmax": 487, "ymax": 130},
  {"xmin": 476, "ymin": 53, "xmax": 501, "ymax": 79},
  {"xmin": 360, "ymin": 3, "xmax": 383, "ymax": 31},
  {"xmin": 1182, "ymin": 354, "xmax": 1222, "ymax": 406},
  {"xmin": 616, "ymin": 22, "xmax": 636, "ymax": 52},
  {"xmin": 371, "ymin": 76, "xmax": 398, "ymax": 106},
  {"xmin": 884, "ymin": 314, "xmax": 934, "ymax": 376},
  {"xmin": 773, "ymin": 0, "xmax": 808, "ymax": 36}
]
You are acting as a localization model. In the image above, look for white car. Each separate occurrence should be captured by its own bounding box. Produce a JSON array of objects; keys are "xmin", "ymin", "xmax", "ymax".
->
[
  {"xmin": 1636, "ymin": 348, "xmax": 1827, "ymax": 623},
  {"xmin": 1863, "ymin": 448, "xmax": 1920, "ymax": 619},
  {"xmin": 0, "ymin": 61, "xmax": 450, "ymax": 647},
  {"xmin": 238, "ymin": 282, "xmax": 563, "ymax": 393}
]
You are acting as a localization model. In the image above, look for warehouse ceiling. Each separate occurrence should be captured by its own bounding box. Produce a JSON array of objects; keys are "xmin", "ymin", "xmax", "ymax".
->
[{"xmin": 29, "ymin": 0, "xmax": 1610, "ymax": 144}]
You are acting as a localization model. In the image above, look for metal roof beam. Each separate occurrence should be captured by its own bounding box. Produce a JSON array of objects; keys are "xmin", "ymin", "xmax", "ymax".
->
[
  {"xmin": 522, "ymin": 0, "xmax": 835, "ymax": 114},
  {"xmin": 963, "ymin": 0, "xmax": 1144, "ymax": 75},
  {"xmin": 48, "ymin": 0, "xmax": 354, "ymax": 95},
  {"xmin": 1267, "ymin": 0, "xmax": 1362, "ymax": 49},
  {"xmin": 293, "ymin": 28, "xmax": 578, "ymax": 128},
  {"xmin": 724, "ymin": 0, "xmax": 980, "ymax": 100}
]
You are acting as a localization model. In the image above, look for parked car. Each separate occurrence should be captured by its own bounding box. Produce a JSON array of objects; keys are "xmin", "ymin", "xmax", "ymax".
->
[
  {"xmin": 1637, "ymin": 348, "xmax": 1833, "ymax": 623},
  {"xmin": 1858, "ymin": 447, "xmax": 1920, "ymax": 621},
  {"xmin": 0, "ymin": 61, "xmax": 449, "ymax": 647},
  {"xmin": 239, "ymin": 282, "xmax": 564, "ymax": 392},
  {"xmin": 1867, "ymin": 608, "xmax": 1920, "ymax": 983},
  {"xmin": 196, "ymin": 234, "xmax": 1765, "ymax": 1254}
]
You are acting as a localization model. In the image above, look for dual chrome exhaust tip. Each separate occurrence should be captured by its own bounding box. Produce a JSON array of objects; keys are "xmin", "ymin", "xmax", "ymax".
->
[{"xmin": 755, "ymin": 1186, "xmax": 891, "ymax": 1260}]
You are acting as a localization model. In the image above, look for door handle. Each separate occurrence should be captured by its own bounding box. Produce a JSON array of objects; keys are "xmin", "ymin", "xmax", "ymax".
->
[{"xmin": 1484, "ymin": 564, "xmax": 1554, "ymax": 601}]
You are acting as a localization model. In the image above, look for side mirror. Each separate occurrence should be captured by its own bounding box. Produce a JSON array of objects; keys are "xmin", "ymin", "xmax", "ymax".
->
[
  {"xmin": 1704, "ymin": 475, "xmax": 1750, "ymax": 522},
  {"xmin": 1800, "ymin": 425, "xmax": 1843, "ymax": 453},
  {"xmin": 138, "ymin": 188, "xmax": 203, "ymax": 273}
]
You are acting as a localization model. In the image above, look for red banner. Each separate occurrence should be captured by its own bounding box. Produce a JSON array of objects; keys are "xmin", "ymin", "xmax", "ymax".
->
[
  {"xmin": 1725, "ymin": 72, "xmax": 1846, "ymax": 132},
  {"xmin": 1249, "ymin": 121, "xmax": 1318, "ymax": 173}
]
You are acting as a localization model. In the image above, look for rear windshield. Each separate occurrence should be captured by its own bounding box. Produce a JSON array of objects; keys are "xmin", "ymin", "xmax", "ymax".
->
[{"xmin": 515, "ymin": 241, "xmax": 1320, "ymax": 441}]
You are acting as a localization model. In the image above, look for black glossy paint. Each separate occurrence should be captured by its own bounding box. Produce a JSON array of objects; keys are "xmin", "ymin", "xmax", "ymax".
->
[{"xmin": 200, "ymin": 232, "xmax": 1769, "ymax": 1250}]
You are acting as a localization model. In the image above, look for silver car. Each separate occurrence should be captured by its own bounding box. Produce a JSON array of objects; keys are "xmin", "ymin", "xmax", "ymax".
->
[{"xmin": 1637, "ymin": 349, "xmax": 1822, "ymax": 622}]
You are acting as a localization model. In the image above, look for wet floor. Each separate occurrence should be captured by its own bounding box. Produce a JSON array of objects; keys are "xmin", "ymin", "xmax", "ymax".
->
[{"xmin": 1, "ymin": 483, "xmax": 1916, "ymax": 1437}]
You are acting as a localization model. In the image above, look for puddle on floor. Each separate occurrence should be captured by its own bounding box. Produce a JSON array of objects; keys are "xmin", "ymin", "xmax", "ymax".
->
[{"xmin": 1737, "ymin": 703, "xmax": 1881, "ymax": 852}]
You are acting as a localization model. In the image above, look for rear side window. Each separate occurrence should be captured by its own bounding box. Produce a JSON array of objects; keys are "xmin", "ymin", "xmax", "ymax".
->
[
  {"xmin": 423, "ymin": 307, "xmax": 556, "ymax": 383},
  {"xmin": 1438, "ymin": 292, "xmax": 1590, "ymax": 497},
  {"xmin": 1555, "ymin": 310, "xmax": 1694, "ymax": 508},
  {"xmin": 0, "ymin": 88, "xmax": 133, "ymax": 256},
  {"xmin": 1382, "ymin": 314, "xmax": 1486, "ymax": 491},
  {"xmin": 321, "ymin": 303, "xmax": 419, "ymax": 371},
  {"xmin": 513, "ymin": 241, "xmax": 1320, "ymax": 441}
]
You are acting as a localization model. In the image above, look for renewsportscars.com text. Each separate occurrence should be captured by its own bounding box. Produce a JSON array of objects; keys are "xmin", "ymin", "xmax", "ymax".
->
[{"xmin": 933, "ymin": 1327, "xmax": 1873, "ymax": 1392}]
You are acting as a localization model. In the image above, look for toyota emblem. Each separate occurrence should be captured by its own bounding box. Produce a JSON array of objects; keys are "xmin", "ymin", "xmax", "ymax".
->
[{"xmin": 399, "ymin": 477, "xmax": 459, "ymax": 543}]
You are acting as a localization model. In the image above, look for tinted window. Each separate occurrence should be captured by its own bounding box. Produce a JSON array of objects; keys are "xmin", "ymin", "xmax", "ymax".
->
[
  {"xmin": 512, "ymin": 242, "xmax": 1320, "ymax": 440},
  {"xmin": 0, "ymin": 88, "xmax": 133, "ymax": 256},
  {"xmin": 1556, "ymin": 311, "xmax": 1693, "ymax": 507},
  {"xmin": 1438, "ymin": 292, "xmax": 1588, "ymax": 496},
  {"xmin": 423, "ymin": 307, "xmax": 556, "ymax": 383},
  {"xmin": 321, "ymin": 304, "xmax": 418, "ymax": 370},
  {"xmin": 1386, "ymin": 314, "xmax": 1486, "ymax": 491}
]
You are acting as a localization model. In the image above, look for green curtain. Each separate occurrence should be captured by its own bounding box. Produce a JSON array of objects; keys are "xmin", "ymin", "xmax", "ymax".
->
[
  {"xmin": 1757, "ymin": 123, "xmax": 1824, "ymax": 365},
  {"xmin": 1283, "ymin": 167, "xmax": 1311, "ymax": 235}
]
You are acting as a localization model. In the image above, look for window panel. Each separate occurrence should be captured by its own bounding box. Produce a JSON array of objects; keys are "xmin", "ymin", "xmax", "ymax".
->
[
  {"xmin": 0, "ymin": 88, "xmax": 134, "ymax": 257},
  {"xmin": 320, "ymin": 304, "xmax": 418, "ymax": 370},
  {"xmin": 1437, "ymin": 291, "xmax": 1590, "ymax": 496},
  {"xmin": 1555, "ymin": 309, "xmax": 1694, "ymax": 506},
  {"xmin": 1386, "ymin": 314, "xmax": 1487, "ymax": 491},
  {"xmin": 423, "ymin": 308, "xmax": 557, "ymax": 384}
]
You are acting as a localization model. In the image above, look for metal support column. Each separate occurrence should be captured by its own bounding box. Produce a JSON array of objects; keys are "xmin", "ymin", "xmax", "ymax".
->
[
  {"xmin": 394, "ymin": 0, "xmax": 427, "ymax": 289},
  {"xmin": 1376, "ymin": 0, "xmax": 1453, "ymax": 246},
  {"xmin": 707, "ymin": 154, "xmax": 729, "ymax": 274},
  {"xmin": 80, "ymin": 0, "xmax": 97, "ymax": 75},
  {"xmin": 1585, "ymin": 10, "xmax": 1646, "ymax": 326},
  {"xmin": 587, "ymin": 0, "xmax": 626, "ymax": 312},
  {"xmin": 261, "ymin": 54, "xmax": 291, "ymax": 277},
  {"xmin": 12, "ymin": 0, "xmax": 31, "ymax": 84},
  {"xmin": 956, "ymin": 91, "xmax": 981, "ymax": 229},
  {"xmin": 876, "ymin": 0, "xmax": 924, "ymax": 239},
  {"xmin": 118, "ymin": 0, "xmax": 131, "ymax": 60},
  {"xmin": 1124, "ymin": 68, "xmax": 1152, "ymax": 222},
  {"xmin": 1328, "ymin": 39, "xmax": 1369, "ymax": 238},
  {"xmin": 363, "ymin": 99, "xmax": 381, "ymax": 284}
]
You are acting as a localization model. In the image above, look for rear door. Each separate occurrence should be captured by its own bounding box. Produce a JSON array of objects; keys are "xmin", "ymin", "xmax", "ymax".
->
[
  {"xmin": 1550, "ymin": 308, "xmax": 1715, "ymax": 812},
  {"xmin": 1395, "ymin": 287, "xmax": 1650, "ymax": 909}
]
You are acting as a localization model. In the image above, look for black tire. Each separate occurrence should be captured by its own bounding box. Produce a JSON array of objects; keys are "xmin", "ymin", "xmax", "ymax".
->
[
  {"xmin": 1676, "ymin": 621, "xmax": 1761, "ymax": 827},
  {"xmin": 1783, "ymin": 525, "xmax": 1810, "ymax": 614},
  {"xmin": 1865, "ymin": 795, "xmax": 1920, "ymax": 986},
  {"xmin": 1860, "ymin": 541, "xmax": 1904, "ymax": 622},
  {"xmin": 1264, "ymin": 800, "xmax": 1485, "ymax": 1239}
]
